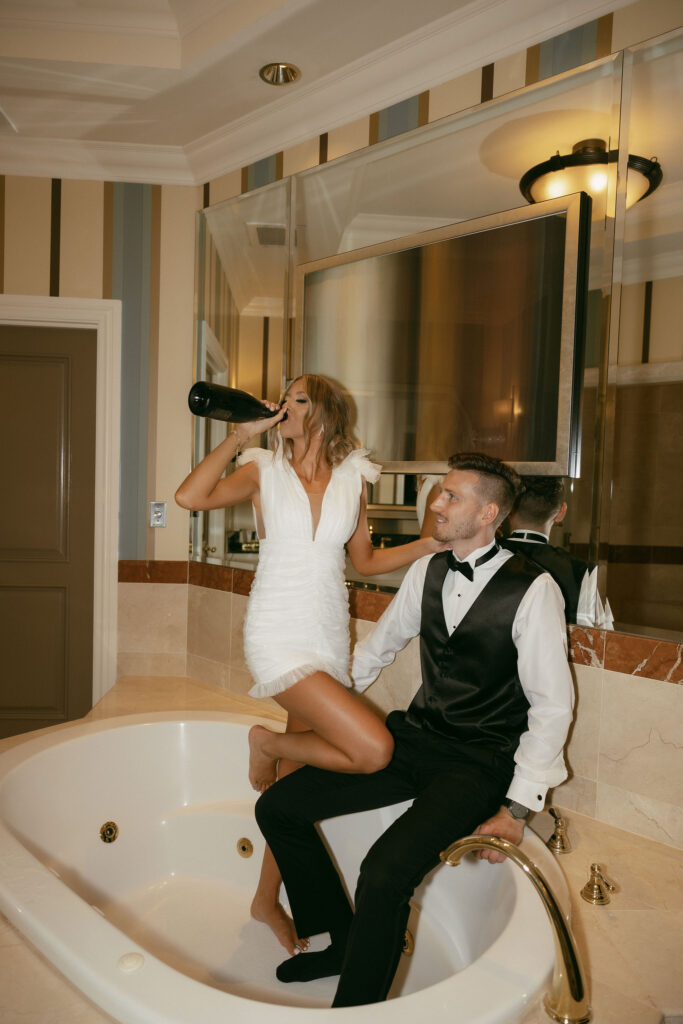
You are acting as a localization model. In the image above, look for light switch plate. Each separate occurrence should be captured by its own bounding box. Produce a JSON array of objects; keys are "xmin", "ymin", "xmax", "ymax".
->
[{"xmin": 150, "ymin": 501, "xmax": 167, "ymax": 527}]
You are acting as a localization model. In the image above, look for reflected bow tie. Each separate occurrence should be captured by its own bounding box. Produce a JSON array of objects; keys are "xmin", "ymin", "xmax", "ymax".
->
[{"xmin": 446, "ymin": 545, "xmax": 499, "ymax": 581}]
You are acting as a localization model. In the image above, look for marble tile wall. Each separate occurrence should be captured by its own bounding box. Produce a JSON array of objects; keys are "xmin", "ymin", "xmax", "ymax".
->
[
  {"xmin": 117, "ymin": 573, "xmax": 682, "ymax": 851},
  {"xmin": 117, "ymin": 581, "xmax": 188, "ymax": 678}
]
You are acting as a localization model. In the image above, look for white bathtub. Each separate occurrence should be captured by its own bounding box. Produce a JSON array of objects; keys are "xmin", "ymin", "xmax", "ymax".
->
[{"xmin": 0, "ymin": 712, "xmax": 569, "ymax": 1024}]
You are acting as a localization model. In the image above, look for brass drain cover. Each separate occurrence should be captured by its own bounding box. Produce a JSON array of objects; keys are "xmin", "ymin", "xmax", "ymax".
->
[
  {"xmin": 402, "ymin": 929, "xmax": 414, "ymax": 956},
  {"xmin": 237, "ymin": 837, "xmax": 253, "ymax": 858},
  {"xmin": 100, "ymin": 821, "xmax": 119, "ymax": 843}
]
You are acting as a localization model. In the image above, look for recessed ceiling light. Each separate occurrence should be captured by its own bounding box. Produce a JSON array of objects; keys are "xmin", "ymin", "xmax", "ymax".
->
[{"xmin": 259, "ymin": 62, "xmax": 301, "ymax": 86}]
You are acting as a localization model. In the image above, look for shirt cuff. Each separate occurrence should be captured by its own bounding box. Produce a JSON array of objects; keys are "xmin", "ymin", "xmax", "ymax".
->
[{"xmin": 505, "ymin": 777, "xmax": 548, "ymax": 812}]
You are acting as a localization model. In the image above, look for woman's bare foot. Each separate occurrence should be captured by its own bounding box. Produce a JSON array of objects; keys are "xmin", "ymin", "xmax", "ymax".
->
[
  {"xmin": 248, "ymin": 725, "xmax": 278, "ymax": 792},
  {"xmin": 251, "ymin": 896, "xmax": 309, "ymax": 955}
]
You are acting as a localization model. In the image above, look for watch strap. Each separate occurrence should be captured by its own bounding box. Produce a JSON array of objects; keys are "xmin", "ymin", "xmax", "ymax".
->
[{"xmin": 504, "ymin": 798, "xmax": 531, "ymax": 820}]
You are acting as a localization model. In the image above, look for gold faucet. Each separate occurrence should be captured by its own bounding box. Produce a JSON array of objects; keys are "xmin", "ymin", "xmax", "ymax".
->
[
  {"xmin": 441, "ymin": 835, "xmax": 592, "ymax": 1024},
  {"xmin": 580, "ymin": 863, "xmax": 616, "ymax": 905},
  {"xmin": 547, "ymin": 807, "xmax": 572, "ymax": 855}
]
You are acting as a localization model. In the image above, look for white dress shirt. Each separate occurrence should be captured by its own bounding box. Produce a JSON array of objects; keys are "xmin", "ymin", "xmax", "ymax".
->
[{"xmin": 352, "ymin": 543, "xmax": 575, "ymax": 811}]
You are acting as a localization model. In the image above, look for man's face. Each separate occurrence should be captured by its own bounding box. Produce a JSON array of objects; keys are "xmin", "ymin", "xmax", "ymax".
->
[{"xmin": 430, "ymin": 469, "xmax": 494, "ymax": 545}]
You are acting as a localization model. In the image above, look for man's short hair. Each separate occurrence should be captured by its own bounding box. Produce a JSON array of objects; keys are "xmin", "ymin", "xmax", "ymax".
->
[
  {"xmin": 514, "ymin": 477, "xmax": 565, "ymax": 527},
  {"xmin": 447, "ymin": 452, "xmax": 521, "ymax": 526}
]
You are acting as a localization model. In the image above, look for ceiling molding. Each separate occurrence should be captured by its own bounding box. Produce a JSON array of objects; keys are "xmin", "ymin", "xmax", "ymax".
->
[
  {"xmin": 0, "ymin": 136, "xmax": 195, "ymax": 186},
  {"xmin": 0, "ymin": 3, "xmax": 179, "ymax": 37},
  {"xmin": 186, "ymin": 0, "xmax": 626, "ymax": 183},
  {"xmin": 0, "ymin": 0, "xmax": 628, "ymax": 185}
]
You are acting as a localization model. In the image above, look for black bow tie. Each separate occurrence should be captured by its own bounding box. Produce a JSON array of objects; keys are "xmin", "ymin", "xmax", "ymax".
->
[
  {"xmin": 446, "ymin": 545, "xmax": 498, "ymax": 581},
  {"xmin": 510, "ymin": 530, "xmax": 548, "ymax": 544}
]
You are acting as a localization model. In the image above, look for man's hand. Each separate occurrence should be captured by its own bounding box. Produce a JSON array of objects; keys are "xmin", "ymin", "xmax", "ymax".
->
[{"xmin": 472, "ymin": 806, "xmax": 525, "ymax": 863}]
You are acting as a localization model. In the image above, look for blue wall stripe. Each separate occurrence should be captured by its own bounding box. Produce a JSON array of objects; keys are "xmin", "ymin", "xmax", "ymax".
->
[
  {"xmin": 376, "ymin": 95, "xmax": 420, "ymax": 143},
  {"xmin": 112, "ymin": 182, "xmax": 153, "ymax": 559},
  {"xmin": 538, "ymin": 20, "xmax": 599, "ymax": 81}
]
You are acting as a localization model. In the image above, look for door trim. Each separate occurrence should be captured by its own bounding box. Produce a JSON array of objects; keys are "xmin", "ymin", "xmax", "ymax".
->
[{"xmin": 0, "ymin": 295, "xmax": 121, "ymax": 706}]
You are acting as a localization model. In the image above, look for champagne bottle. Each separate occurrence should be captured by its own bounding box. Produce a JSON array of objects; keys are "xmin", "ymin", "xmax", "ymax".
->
[{"xmin": 187, "ymin": 381, "xmax": 280, "ymax": 423}]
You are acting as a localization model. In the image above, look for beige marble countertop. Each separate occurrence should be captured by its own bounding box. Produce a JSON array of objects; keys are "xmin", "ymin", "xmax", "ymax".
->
[{"xmin": 1, "ymin": 676, "xmax": 680, "ymax": 1024}]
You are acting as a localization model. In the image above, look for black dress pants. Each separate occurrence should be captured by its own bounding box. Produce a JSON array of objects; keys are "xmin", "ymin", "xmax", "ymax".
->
[{"xmin": 255, "ymin": 711, "xmax": 514, "ymax": 1008}]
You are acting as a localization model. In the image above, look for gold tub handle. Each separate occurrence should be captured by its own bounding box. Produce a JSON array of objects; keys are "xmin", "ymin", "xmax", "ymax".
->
[{"xmin": 440, "ymin": 834, "xmax": 591, "ymax": 1024}]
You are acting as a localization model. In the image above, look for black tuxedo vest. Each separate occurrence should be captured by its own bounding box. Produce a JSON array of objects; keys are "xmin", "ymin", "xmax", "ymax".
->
[
  {"xmin": 501, "ymin": 538, "xmax": 593, "ymax": 623},
  {"xmin": 406, "ymin": 550, "xmax": 541, "ymax": 756}
]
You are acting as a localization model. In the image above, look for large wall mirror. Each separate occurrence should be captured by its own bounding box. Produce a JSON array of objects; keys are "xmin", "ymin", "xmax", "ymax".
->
[
  {"xmin": 192, "ymin": 28, "xmax": 683, "ymax": 641},
  {"xmin": 296, "ymin": 194, "xmax": 591, "ymax": 473}
]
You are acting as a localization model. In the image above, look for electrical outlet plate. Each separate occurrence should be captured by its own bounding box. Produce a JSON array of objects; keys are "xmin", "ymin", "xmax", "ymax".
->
[{"xmin": 149, "ymin": 501, "xmax": 167, "ymax": 527}]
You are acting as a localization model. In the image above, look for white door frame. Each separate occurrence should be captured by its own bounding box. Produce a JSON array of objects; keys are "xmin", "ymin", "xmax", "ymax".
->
[{"xmin": 0, "ymin": 295, "xmax": 121, "ymax": 707}]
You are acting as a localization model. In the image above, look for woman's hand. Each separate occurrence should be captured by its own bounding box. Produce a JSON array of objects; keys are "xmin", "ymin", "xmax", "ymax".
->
[{"xmin": 237, "ymin": 401, "xmax": 286, "ymax": 444}]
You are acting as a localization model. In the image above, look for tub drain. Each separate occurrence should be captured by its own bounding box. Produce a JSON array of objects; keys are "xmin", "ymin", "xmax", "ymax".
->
[
  {"xmin": 237, "ymin": 837, "xmax": 253, "ymax": 858},
  {"xmin": 402, "ymin": 929, "xmax": 414, "ymax": 956},
  {"xmin": 100, "ymin": 821, "xmax": 119, "ymax": 843}
]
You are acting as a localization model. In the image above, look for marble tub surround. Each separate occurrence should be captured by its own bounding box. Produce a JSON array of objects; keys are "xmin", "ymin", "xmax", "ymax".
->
[
  {"xmin": 567, "ymin": 624, "xmax": 683, "ymax": 682},
  {"xmin": 0, "ymin": 676, "xmax": 680, "ymax": 1024},
  {"xmin": 530, "ymin": 808, "xmax": 683, "ymax": 1024},
  {"xmin": 116, "ymin": 564, "xmax": 683, "ymax": 850},
  {"xmin": 553, "ymin": 660, "xmax": 683, "ymax": 848},
  {"xmin": 117, "ymin": 581, "xmax": 188, "ymax": 678},
  {"xmin": 86, "ymin": 674, "xmax": 286, "ymax": 725}
]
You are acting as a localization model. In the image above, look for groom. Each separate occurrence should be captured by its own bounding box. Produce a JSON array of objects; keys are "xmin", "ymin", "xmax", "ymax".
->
[{"xmin": 255, "ymin": 451, "xmax": 574, "ymax": 1007}]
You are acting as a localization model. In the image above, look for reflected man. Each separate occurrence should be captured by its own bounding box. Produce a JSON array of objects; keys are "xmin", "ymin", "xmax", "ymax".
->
[{"xmin": 501, "ymin": 476, "xmax": 613, "ymax": 629}]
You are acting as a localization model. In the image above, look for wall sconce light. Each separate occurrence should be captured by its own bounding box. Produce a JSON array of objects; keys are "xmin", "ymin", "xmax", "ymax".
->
[
  {"xmin": 259, "ymin": 62, "xmax": 301, "ymax": 86},
  {"xmin": 519, "ymin": 138, "xmax": 662, "ymax": 210}
]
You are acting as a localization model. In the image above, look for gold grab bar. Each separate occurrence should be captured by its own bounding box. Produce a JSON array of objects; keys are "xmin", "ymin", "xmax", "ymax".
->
[{"xmin": 440, "ymin": 835, "xmax": 591, "ymax": 1024}]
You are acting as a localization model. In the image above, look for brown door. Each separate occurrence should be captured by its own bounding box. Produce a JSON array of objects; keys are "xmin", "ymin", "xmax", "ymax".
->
[{"xmin": 0, "ymin": 325, "xmax": 97, "ymax": 739}]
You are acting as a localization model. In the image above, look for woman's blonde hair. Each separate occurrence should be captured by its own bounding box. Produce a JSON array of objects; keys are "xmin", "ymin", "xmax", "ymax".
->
[{"xmin": 276, "ymin": 374, "xmax": 358, "ymax": 467}]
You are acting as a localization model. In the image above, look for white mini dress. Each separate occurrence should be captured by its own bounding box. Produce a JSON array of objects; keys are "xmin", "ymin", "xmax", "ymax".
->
[{"xmin": 238, "ymin": 443, "xmax": 381, "ymax": 699}]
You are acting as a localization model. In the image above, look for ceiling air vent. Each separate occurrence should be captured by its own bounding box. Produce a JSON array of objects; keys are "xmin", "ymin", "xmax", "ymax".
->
[{"xmin": 246, "ymin": 222, "xmax": 287, "ymax": 246}]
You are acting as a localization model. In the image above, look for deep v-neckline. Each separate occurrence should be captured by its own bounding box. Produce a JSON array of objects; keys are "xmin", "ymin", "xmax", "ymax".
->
[{"xmin": 290, "ymin": 462, "xmax": 334, "ymax": 540}]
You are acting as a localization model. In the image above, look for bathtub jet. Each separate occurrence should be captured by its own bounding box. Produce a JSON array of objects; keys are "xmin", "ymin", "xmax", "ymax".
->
[{"xmin": 0, "ymin": 712, "xmax": 571, "ymax": 1024}]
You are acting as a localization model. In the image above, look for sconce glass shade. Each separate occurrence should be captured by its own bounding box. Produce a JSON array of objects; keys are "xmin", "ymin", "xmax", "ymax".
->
[
  {"xmin": 259, "ymin": 62, "xmax": 301, "ymax": 86},
  {"xmin": 519, "ymin": 139, "xmax": 662, "ymax": 211}
]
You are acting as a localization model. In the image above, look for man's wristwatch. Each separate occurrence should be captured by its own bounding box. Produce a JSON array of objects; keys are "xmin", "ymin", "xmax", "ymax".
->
[{"xmin": 503, "ymin": 798, "xmax": 531, "ymax": 820}]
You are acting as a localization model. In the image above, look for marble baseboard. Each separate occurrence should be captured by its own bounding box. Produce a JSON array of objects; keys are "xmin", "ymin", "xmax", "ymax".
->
[
  {"xmin": 185, "ymin": 652, "xmax": 229, "ymax": 690},
  {"xmin": 116, "ymin": 652, "xmax": 187, "ymax": 677}
]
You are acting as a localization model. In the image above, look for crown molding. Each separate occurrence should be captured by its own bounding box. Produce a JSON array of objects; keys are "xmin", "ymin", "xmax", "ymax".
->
[
  {"xmin": 0, "ymin": 0, "xmax": 627, "ymax": 185},
  {"xmin": 185, "ymin": 0, "xmax": 626, "ymax": 182},
  {"xmin": 0, "ymin": 136, "xmax": 195, "ymax": 185}
]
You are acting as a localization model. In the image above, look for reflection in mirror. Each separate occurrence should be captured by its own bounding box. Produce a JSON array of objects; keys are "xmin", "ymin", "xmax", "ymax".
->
[
  {"xmin": 500, "ymin": 475, "xmax": 612, "ymax": 629},
  {"xmin": 192, "ymin": 31, "xmax": 683, "ymax": 640},
  {"xmin": 297, "ymin": 196, "xmax": 590, "ymax": 474},
  {"xmin": 599, "ymin": 31, "xmax": 683, "ymax": 639},
  {"xmin": 193, "ymin": 179, "xmax": 290, "ymax": 567}
]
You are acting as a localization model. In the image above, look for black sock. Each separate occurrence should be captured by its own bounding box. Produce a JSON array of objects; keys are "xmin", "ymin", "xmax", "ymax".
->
[{"xmin": 276, "ymin": 927, "xmax": 349, "ymax": 984}]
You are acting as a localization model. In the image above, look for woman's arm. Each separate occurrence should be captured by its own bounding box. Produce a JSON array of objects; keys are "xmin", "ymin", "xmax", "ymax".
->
[
  {"xmin": 419, "ymin": 483, "xmax": 442, "ymax": 538},
  {"xmin": 174, "ymin": 408, "xmax": 282, "ymax": 511},
  {"xmin": 346, "ymin": 484, "xmax": 444, "ymax": 576}
]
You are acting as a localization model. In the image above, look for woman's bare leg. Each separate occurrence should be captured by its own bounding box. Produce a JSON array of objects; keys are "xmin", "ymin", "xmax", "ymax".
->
[
  {"xmin": 251, "ymin": 716, "xmax": 309, "ymax": 955},
  {"xmin": 248, "ymin": 672, "xmax": 393, "ymax": 791}
]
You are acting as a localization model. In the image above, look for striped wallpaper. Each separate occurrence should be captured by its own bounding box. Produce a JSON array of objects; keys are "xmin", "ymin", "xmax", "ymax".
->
[{"xmin": 0, "ymin": 0, "xmax": 681, "ymax": 562}]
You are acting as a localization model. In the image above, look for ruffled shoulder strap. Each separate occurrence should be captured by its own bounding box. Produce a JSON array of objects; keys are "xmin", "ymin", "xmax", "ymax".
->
[
  {"xmin": 237, "ymin": 446, "xmax": 274, "ymax": 470},
  {"xmin": 337, "ymin": 448, "xmax": 382, "ymax": 484}
]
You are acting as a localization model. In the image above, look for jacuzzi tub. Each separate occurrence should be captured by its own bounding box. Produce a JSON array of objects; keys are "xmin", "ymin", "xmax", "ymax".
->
[{"xmin": 0, "ymin": 712, "xmax": 569, "ymax": 1023}]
